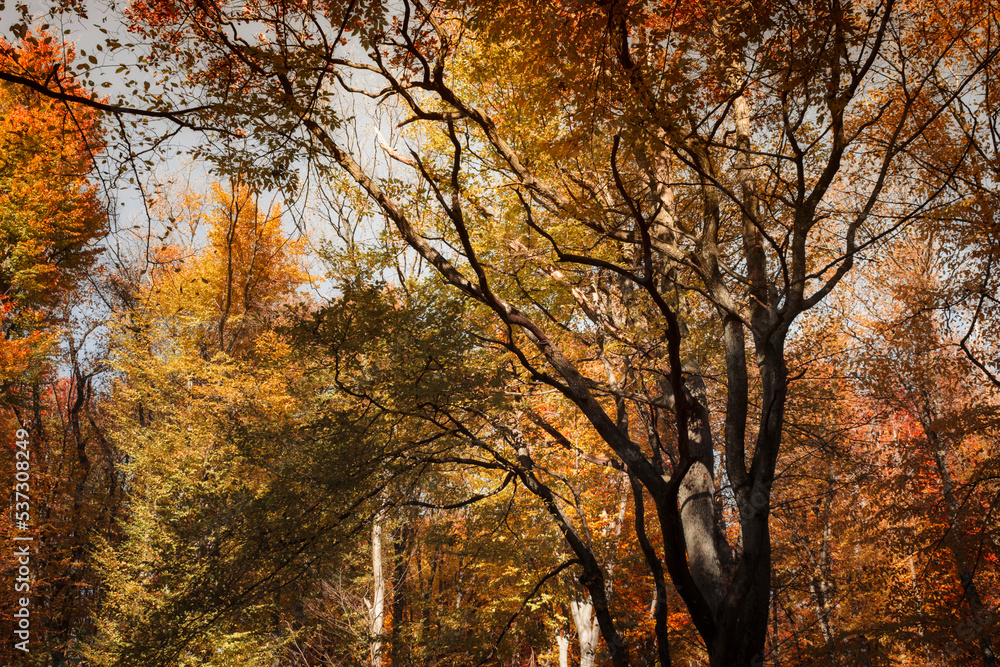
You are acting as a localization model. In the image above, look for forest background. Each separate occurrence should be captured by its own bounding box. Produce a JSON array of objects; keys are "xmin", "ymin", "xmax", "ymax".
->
[{"xmin": 0, "ymin": 0, "xmax": 999, "ymax": 666}]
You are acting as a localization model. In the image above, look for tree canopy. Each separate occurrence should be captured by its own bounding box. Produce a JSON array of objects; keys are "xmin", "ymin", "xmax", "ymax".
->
[{"xmin": 1, "ymin": 1, "xmax": 999, "ymax": 666}]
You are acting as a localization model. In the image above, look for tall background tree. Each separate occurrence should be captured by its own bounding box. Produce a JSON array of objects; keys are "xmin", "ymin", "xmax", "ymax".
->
[{"xmin": 0, "ymin": 31, "xmax": 114, "ymax": 665}]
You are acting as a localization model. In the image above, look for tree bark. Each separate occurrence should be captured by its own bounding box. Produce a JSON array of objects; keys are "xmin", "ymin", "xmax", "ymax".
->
[
  {"xmin": 369, "ymin": 518, "xmax": 386, "ymax": 667},
  {"xmin": 570, "ymin": 599, "xmax": 600, "ymax": 667},
  {"xmin": 557, "ymin": 629, "xmax": 570, "ymax": 667}
]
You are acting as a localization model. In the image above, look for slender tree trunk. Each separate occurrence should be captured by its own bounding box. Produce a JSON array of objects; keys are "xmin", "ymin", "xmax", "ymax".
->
[
  {"xmin": 390, "ymin": 519, "xmax": 413, "ymax": 667},
  {"xmin": 570, "ymin": 599, "xmax": 600, "ymax": 667},
  {"xmin": 369, "ymin": 518, "xmax": 386, "ymax": 667},
  {"xmin": 925, "ymin": 427, "xmax": 996, "ymax": 665},
  {"xmin": 808, "ymin": 472, "xmax": 835, "ymax": 646},
  {"xmin": 557, "ymin": 628, "xmax": 570, "ymax": 667}
]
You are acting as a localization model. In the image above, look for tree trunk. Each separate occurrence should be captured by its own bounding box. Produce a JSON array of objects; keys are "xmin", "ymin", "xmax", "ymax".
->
[
  {"xmin": 570, "ymin": 599, "xmax": 600, "ymax": 667},
  {"xmin": 390, "ymin": 518, "xmax": 413, "ymax": 667},
  {"xmin": 808, "ymin": 472, "xmax": 835, "ymax": 646},
  {"xmin": 926, "ymin": 427, "xmax": 996, "ymax": 665},
  {"xmin": 557, "ymin": 629, "xmax": 570, "ymax": 667},
  {"xmin": 369, "ymin": 518, "xmax": 386, "ymax": 667}
]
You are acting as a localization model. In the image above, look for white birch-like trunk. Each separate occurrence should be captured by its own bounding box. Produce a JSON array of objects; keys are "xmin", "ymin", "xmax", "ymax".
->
[
  {"xmin": 556, "ymin": 629, "xmax": 570, "ymax": 667},
  {"xmin": 570, "ymin": 599, "xmax": 599, "ymax": 667},
  {"xmin": 368, "ymin": 519, "xmax": 386, "ymax": 667}
]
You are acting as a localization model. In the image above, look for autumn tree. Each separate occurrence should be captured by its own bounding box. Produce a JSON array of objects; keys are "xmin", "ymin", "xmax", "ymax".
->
[
  {"xmin": 86, "ymin": 179, "xmax": 317, "ymax": 664},
  {"xmin": 848, "ymin": 233, "xmax": 1000, "ymax": 664},
  {"xmin": 6, "ymin": 1, "xmax": 1000, "ymax": 665},
  {"xmin": 0, "ymin": 31, "xmax": 113, "ymax": 666},
  {"xmin": 0, "ymin": 32, "xmax": 105, "ymax": 402},
  {"xmin": 89, "ymin": 179, "xmax": 489, "ymax": 665}
]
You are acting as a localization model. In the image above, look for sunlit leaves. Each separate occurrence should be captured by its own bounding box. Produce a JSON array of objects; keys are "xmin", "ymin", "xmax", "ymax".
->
[{"xmin": 0, "ymin": 33, "xmax": 106, "ymax": 396}]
